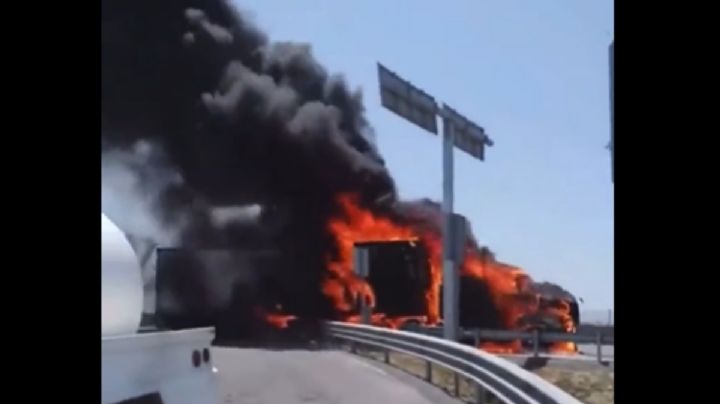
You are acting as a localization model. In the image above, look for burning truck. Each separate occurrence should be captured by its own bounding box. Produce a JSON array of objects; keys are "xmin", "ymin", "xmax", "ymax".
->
[
  {"xmin": 319, "ymin": 193, "xmax": 580, "ymax": 352},
  {"xmin": 151, "ymin": 192, "xmax": 580, "ymax": 353},
  {"xmin": 103, "ymin": 0, "xmax": 579, "ymax": 354}
]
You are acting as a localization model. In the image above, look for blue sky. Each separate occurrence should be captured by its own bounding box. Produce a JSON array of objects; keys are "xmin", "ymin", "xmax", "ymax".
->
[{"xmin": 236, "ymin": 0, "xmax": 614, "ymax": 310}]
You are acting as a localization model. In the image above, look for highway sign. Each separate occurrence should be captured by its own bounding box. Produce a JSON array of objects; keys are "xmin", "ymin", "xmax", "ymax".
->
[
  {"xmin": 441, "ymin": 105, "xmax": 493, "ymax": 161},
  {"xmin": 378, "ymin": 63, "xmax": 438, "ymax": 134}
]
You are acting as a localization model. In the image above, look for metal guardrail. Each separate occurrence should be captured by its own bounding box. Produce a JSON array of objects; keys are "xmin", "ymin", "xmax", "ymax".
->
[
  {"xmin": 326, "ymin": 322, "xmax": 583, "ymax": 404},
  {"xmin": 406, "ymin": 325, "xmax": 614, "ymax": 344},
  {"xmin": 579, "ymin": 309, "xmax": 614, "ymax": 326},
  {"xmin": 403, "ymin": 325, "xmax": 614, "ymax": 363}
]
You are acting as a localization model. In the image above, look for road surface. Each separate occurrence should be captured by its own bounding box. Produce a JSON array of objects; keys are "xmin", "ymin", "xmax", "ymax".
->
[{"xmin": 212, "ymin": 347, "xmax": 461, "ymax": 404}]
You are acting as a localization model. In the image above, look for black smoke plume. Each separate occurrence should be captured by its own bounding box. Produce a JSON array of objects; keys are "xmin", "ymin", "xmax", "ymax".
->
[
  {"xmin": 102, "ymin": 0, "xmax": 577, "ymax": 339},
  {"xmin": 102, "ymin": 0, "xmax": 397, "ymax": 332}
]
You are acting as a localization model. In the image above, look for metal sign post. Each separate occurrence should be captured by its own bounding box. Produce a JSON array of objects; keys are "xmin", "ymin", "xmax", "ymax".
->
[
  {"xmin": 609, "ymin": 41, "xmax": 614, "ymax": 183},
  {"xmin": 376, "ymin": 63, "xmax": 493, "ymax": 341},
  {"xmin": 441, "ymin": 111, "xmax": 457, "ymax": 340}
]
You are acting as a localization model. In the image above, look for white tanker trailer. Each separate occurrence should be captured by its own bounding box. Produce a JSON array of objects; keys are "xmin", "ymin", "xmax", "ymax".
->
[{"xmin": 101, "ymin": 213, "xmax": 220, "ymax": 404}]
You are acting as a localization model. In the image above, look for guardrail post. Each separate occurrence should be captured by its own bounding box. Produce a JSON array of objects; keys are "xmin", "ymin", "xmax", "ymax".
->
[
  {"xmin": 596, "ymin": 332, "xmax": 603, "ymax": 363},
  {"xmin": 532, "ymin": 329, "xmax": 540, "ymax": 357},
  {"xmin": 475, "ymin": 384, "xmax": 487, "ymax": 404},
  {"xmin": 425, "ymin": 360, "xmax": 432, "ymax": 382},
  {"xmin": 383, "ymin": 349, "xmax": 390, "ymax": 364},
  {"xmin": 350, "ymin": 341, "xmax": 357, "ymax": 354},
  {"xmin": 474, "ymin": 329, "xmax": 481, "ymax": 347},
  {"xmin": 453, "ymin": 372, "xmax": 460, "ymax": 397}
]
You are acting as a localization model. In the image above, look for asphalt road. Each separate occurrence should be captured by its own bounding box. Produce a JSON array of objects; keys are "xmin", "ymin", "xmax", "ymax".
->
[{"xmin": 212, "ymin": 347, "xmax": 461, "ymax": 404}]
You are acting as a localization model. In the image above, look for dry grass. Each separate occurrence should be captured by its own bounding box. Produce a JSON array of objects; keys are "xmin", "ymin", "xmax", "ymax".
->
[
  {"xmin": 534, "ymin": 367, "xmax": 613, "ymax": 404},
  {"xmin": 354, "ymin": 348, "xmax": 613, "ymax": 404}
]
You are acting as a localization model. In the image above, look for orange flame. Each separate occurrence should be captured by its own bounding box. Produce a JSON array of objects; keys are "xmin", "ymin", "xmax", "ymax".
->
[
  {"xmin": 256, "ymin": 306, "xmax": 298, "ymax": 329},
  {"xmin": 544, "ymin": 299, "xmax": 577, "ymax": 353},
  {"xmin": 343, "ymin": 313, "xmax": 427, "ymax": 330},
  {"xmin": 322, "ymin": 193, "xmax": 577, "ymax": 354},
  {"xmin": 463, "ymin": 252, "xmax": 539, "ymax": 329},
  {"xmin": 323, "ymin": 193, "xmax": 442, "ymax": 324},
  {"xmin": 481, "ymin": 340, "xmax": 524, "ymax": 354}
]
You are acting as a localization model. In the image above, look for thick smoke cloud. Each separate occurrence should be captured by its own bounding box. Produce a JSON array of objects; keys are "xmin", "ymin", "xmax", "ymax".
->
[
  {"xmin": 102, "ymin": 0, "xmax": 577, "ymax": 334},
  {"xmin": 102, "ymin": 0, "xmax": 397, "ymax": 325},
  {"xmin": 101, "ymin": 141, "xmax": 191, "ymax": 245},
  {"xmin": 102, "ymin": 0, "xmax": 393, "ymax": 224}
]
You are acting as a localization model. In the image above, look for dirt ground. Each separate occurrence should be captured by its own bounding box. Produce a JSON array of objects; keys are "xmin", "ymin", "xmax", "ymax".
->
[{"xmin": 357, "ymin": 349, "xmax": 613, "ymax": 404}]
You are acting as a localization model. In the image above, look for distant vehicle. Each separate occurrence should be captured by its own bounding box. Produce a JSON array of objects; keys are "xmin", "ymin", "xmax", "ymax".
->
[{"xmin": 101, "ymin": 213, "xmax": 221, "ymax": 404}]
